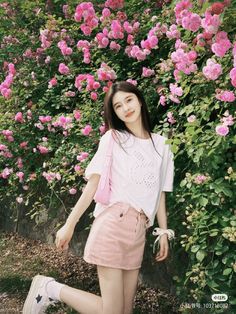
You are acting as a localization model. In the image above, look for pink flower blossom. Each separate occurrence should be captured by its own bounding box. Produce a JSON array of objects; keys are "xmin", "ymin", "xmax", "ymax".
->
[
  {"xmin": 126, "ymin": 79, "xmax": 137, "ymax": 86},
  {"xmin": 215, "ymin": 125, "xmax": 229, "ymax": 136},
  {"xmin": 57, "ymin": 40, "xmax": 73, "ymax": 56},
  {"xmin": 15, "ymin": 112, "xmax": 24, "ymax": 123},
  {"xmin": 58, "ymin": 63, "xmax": 70, "ymax": 75},
  {"xmin": 37, "ymin": 145, "xmax": 49, "ymax": 154},
  {"xmin": 43, "ymin": 171, "xmax": 61, "ymax": 182},
  {"xmin": 97, "ymin": 63, "xmax": 117, "ymax": 81},
  {"xmin": 194, "ymin": 175, "xmax": 207, "ymax": 184},
  {"xmin": 182, "ymin": 13, "xmax": 201, "ymax": 32},
  {"xmin": 73, "ymin": 110, "xmax": 81, "ymax": 120},
  {"xmin": 91, "ymin": 92, "xmax": 98, "ymax": 100},
  {"xmin": 48, "ymin": 77, "xmax": 57, "ymax": 88},
  {"xmin": 170, "ymin": 83, "xmax": 183, "ymax": 96},
  {"xmin": 99, "ymin": 124, "xmax": 106, "ymax": 134},
  {"xmin": 39, "ymin": 115, "xmax": 52, "ymax": 123},
  {"xmin": 171, "ymin": 48, "xmax": 198, "ymax": 75},
  {"xmin": 201, "ymin": 11, "xmax": 221, "ymax": 34},
  {"xmin": 166, "ymin": 24, "xmax": 180, "ymax": 39},
  {"xmin": 209, "ymin": 2, "xmax": 225, "ymax": 15},
  {"xmin": 211, "ymin": 31, "xmax": 231, "ymax": 57},
  {"xmin": 69, "ymin": 188, "xmax": 77, "ymax": 195},
  {"xmin": 215, "ymin": 90, "xmax": 235, "ymax": 102},
  {"xmin": 229, "ymin": 67, "xmax": 236, "ymax": 87},
  {"xmin": 0, "ymin": 167, "xmax": 13, "ymax": 179},
  {"xmin": 202, "ymin": 59, "xmax": 222, "ymax": 80},
  {"xmin": 221, "ymin": 110, "xmax": 234, "ymax": 126},
  {"xmin": 17, "ymin": 157, "xmax": 23, "ymax": 169},
  {"xmin": 65, "ymin": 91, "xmax": 76, "ymax": 97},
  {"xmin": 142, "ymin": 67, "xmax": 155, "ymax": 77},
  {"xmin": 169, "ymin": 94, "xmax": 180, "ymax": 104},
  {"xmin": 81, "ymin": 124, "xmax": 92, "ymax": 136},
  {"xmin": 187, "ymin": 115, "xmax": 196, "ymax": 123},
  {"xmin": 16, "ymin": 171, "xmax": 24, "ymax": 182},
  {"xmin": 109, "ymin": 41, "xmax": 121, "ymax": 51},
  {"xmin": 0, "ymin": 144, "xmax": 7, "ymax": 151},
  {"xmin": 167, "ymin": 112, "xmax": 176, "ymax": 124},
  {"xmin": 222, "ymin": 115, "xmax": 234, "ymax": 126},
  {"xmin": 20, "ymin": 141, "xmax": 28, "ymax": 149},
  {"xmin": 74, "ymin": 164, "xmax": 81, "ymax": 172},
  {"xmin": 77, "ymin": 152, "xmax": 89, "ymax": 162},
  {"xmin": 105, "ymin": 0, "xmax": 124, "ymax": 9},
  {"xmin": 159, "ymin": 95, "xmax": 166, "ymax": 106},
  {"xmin": 109, "ymin": 20, "xmax": 124, "ymax": 40},
  {"xmin": 102, "ymin": 8, "xmax": 111, "ymax": 18}
]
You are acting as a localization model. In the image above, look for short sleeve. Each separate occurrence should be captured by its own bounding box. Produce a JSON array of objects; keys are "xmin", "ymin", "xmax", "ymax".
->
[
  {"xmin": 162, "ymin": 147, "xmax": 174, "ymax": 192},
  {"xmin": 84, "ymin": 131, "xmax": 110, "ymax": 180}
]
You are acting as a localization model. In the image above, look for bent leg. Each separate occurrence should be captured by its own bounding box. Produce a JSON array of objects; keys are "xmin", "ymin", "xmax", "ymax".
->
[
  {"xmin": 60, "ymin": 286, "xmax": 102, "ymax": 314},
  {"xmin": 60, "ymin": 265, "xmax": 124, "ymax": 314},
  {"xmin": 123, "ymin": 268, "xmax": 140, "ymax": 314},
  {"xmin": 97, "ymin": 265, "xmax": 124, "ymax": 314}
]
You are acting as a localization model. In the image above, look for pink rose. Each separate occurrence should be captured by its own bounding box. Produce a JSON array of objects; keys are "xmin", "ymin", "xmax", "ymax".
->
[
  {"xmin": 81, "ymin": 124, "xmax": 92, "ymax": 136},
  {"xmin": 15, "ymin": 112, "xmax": 24, "ymax": 123},
  {"xmin": 69, "ymin": 188, "xmax": 77, "ymax": 195},
  {"xmin": 48, "ymin": 77, "xmax": 57, "ymax": 88},
  {"xmin": 215, "ymin": 125, "xmax": 229, "ymax": 136},
  {"xmin": 58, "ymin": 63, "xmax": 70, "ymax": 75}
]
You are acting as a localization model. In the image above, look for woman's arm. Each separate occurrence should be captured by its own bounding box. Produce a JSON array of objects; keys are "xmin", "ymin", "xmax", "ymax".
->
[
  {"xmin": 65, "ymin": 174, "xmax": 100, "ymax": 230},
  {"xmin": 155, "ymin": 191, "xmax": 169, "ymax": 262},
  {"xmin": 55, "ymin": 174, "xmax": 100, "ymax": 250}
]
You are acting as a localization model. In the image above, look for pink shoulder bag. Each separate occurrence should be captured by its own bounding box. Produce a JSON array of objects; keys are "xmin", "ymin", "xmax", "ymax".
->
[{"xmin": 93, "ymin": 131, "xmax": 114, "ymax": 205}]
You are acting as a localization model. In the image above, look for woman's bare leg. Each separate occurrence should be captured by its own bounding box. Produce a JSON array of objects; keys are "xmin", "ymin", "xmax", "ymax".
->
[
  {"xmin": 59, "ymin": 265, "xmax": 124, "ymax": 314},
  {"xmin": 97, "ymin": 266, "xmax": 124, "ymax": 314},
  {"xmin": 123, "ymin": 269, "xmax": 140, "ymax": 314}
]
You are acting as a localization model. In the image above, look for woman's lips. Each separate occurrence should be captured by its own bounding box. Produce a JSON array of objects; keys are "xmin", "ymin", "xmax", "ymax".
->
[{"xmin": 125, "ymin": 111, "xmax": 134, "ymax": 117}]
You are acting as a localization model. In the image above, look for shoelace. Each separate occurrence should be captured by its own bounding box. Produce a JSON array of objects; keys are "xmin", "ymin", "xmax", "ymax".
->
[{"xmin": 152, "ymin": 227, "xmax": 175, "ymax": 254}]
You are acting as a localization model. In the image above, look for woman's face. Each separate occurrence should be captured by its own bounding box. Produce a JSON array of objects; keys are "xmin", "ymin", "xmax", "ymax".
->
[{"xmin": 112, "ymin": 91, "xmax": 142, "ymax": 125}]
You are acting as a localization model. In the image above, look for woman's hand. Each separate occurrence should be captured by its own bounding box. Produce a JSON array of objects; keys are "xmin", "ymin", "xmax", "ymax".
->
[
  {"xmin": 55, "ymin": 224, "xmax": 74, "ymax": 251},
  {"xmin": 155, "ymin": 234, "xmax": 169, "ymax": 262}
]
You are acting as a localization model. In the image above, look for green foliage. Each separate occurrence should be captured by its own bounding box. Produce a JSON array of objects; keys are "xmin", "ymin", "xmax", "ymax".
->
[{"xmin": 0, "ymin": 0, "xmax": 235, "ymax": 311}]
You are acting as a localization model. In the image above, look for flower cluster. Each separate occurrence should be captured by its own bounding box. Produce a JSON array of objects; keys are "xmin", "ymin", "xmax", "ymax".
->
[
  {"xmin": 202, "ymin": 58, "xmax": 222, "ymax": 80},
  {"xmin": 171, "ymin": 48, "xmax": 198, "ymax": 78},
  {"xmin": 74, "ymin": 2, "xmax": 99, "ymax": 36},
  {"xmin": 0, "ymin": 63, "xmax": 16, "ymax": 98},
  {"xmin": 211, "ymin": 31, "xmax": 231, "ymax": 58},
  {"xmin": 57, "ymin": 40, "xmax": 73, "ymax": 56},
  {"xmin": 105, "ymin": 0, "xmax": 124, "ymax": 10},
  {"xmin": 215, "ymin": 110, "xmax": 234, "ymax": 137}
]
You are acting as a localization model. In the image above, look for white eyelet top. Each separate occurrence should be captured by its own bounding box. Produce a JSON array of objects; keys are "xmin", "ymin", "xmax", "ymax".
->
[{"xmin": 85, "ymin": 129, "xmax": 174, "ymax": 228}]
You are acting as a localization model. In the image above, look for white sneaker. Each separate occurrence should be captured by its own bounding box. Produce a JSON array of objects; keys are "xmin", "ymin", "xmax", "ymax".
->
[{"xmin": 23, "ymin": 275, "xmax": 56, "ymax": 314}]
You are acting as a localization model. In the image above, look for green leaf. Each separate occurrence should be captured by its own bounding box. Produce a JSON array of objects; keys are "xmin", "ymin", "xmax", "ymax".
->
[
  {"xmin": 191, "ymin": 245, "xmax": 200, "ymax": 253},
  {"xmin": 199, "ymin": 197, "xmax": 208, "ymax": 207},
  {"xmin": 207, "ymin": 280, "xmax": 219, "ymax": 289},
  {"xmin": 223, "ymin": 268, "xmax": 232, "ymax": 276},
  {"xmin": 196, "ymin": 250, "xmax": 206, "ymax": 262}
]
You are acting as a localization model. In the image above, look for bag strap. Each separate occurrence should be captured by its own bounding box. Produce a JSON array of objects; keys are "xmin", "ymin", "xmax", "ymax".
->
[{"xmin": 100, "ymin": 130, "xmax": 114, "ymax": 189}]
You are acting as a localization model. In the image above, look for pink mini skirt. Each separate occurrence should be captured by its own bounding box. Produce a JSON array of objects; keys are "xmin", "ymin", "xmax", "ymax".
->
[{"xmin": 83, "ymin": 202, "xmax": 148, "ymax": 270}]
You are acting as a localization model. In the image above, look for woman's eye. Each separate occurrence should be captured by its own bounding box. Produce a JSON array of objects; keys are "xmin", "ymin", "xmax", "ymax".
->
[{"xmin": 127, "ymin": 98, "xmax": 132, "ymax": 102}]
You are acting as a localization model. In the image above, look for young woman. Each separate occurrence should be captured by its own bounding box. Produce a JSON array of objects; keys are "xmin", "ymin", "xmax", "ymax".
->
[{"xmin": 23, "ymin": 81, "xmax": 174, "ymax": 314}]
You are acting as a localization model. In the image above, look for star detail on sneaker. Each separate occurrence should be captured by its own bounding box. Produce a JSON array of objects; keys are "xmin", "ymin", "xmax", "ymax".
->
[{"xmin": 36, "ymin": 294, "xmax": 42, "ymax": 303}]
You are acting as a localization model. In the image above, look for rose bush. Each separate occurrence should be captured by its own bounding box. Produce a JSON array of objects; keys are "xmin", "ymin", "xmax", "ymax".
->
[{"xmin": 0, "ymin": 0, "xmax": 235, "ymax": 310}]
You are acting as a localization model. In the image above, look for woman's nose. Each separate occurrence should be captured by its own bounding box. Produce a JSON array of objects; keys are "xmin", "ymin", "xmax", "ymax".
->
[{"xmin": 123, "ymin": 103, "xmax": 130, "ymax": 111}]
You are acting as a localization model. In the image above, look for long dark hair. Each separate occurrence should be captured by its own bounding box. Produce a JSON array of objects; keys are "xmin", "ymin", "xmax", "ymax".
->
[
  {"xmin": 103, "ymin": 81, "xmax": 160, "ymax": 155},
  {"xmin": 104, "ymin": 81, "xmax": 152, "ymax": 135}
]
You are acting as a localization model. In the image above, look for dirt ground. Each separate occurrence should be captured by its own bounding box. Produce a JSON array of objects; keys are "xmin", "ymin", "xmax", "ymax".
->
[{"xmin": 0, "ymin": 232, "xmax": 180, "ymax": 313}]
